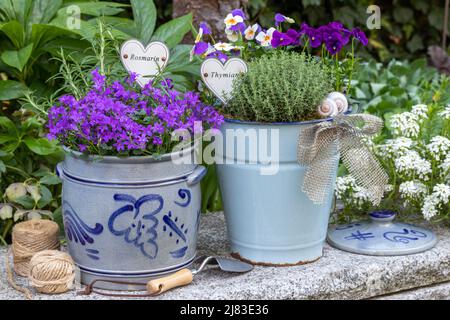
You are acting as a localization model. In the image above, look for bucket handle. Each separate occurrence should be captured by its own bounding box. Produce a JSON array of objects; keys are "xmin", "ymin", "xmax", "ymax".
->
[
  {"xmin": 186, "ymin": 166, "xmax": 207, "ymax": 186},
  {"xmin": 56, "ymin": 163, "xmax": 63, "ymax": 178}
]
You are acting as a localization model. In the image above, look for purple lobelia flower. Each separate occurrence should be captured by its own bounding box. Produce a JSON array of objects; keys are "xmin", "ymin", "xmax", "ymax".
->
[
  {"xmin": 47, "ymin": 73, "xmax": 223, "ymax": 156},
  {"xmin": 352, "ymin": 27, "xmax": 369, "ymax": 46}
]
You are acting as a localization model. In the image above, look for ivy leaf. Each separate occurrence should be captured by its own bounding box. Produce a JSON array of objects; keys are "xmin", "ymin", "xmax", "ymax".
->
[{"xmin": 1, "ymin": 43, "xmax": 33, "ymax": 71}]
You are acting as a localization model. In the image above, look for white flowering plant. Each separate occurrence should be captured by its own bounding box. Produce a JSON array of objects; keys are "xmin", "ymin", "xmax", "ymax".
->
[{"xmin": 335, "ymin": 104, "xmax": 450, "ymax": 224}]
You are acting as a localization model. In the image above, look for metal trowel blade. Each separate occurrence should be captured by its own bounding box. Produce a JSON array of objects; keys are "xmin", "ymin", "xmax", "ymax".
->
[{"xmin": 214, "ymin": 257, "xmax": 253, "ymax": 273}]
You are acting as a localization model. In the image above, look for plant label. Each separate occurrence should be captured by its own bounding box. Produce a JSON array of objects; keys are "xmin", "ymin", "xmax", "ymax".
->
[
  {"xmin": 201, "ymin": 58, "xmax": 248, "ymax": 104},
  {"xmin": 120, "ymin": 39, "xmax": 170, "ymax": 87}
]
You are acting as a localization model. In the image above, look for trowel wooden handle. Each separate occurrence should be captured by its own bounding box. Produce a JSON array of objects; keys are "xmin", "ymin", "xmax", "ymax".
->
[{"xmin": 147, "ymin": 269, "xmax": 193, "ymax": 295}]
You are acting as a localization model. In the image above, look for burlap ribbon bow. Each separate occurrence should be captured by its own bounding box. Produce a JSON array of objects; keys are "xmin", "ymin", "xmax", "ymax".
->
[{"xmin": 297, "ymin": 114, "xmax": 388, "ymax": 205}]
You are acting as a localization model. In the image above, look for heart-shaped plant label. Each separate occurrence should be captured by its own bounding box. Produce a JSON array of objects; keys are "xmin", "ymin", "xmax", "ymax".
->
[
  {"xmin": 120, "ymin": 40, "xmax": 170, "ymax": 87},
  {"xmin": 201, "ymin": 58, "xmax": 248, "ymax": 104}
]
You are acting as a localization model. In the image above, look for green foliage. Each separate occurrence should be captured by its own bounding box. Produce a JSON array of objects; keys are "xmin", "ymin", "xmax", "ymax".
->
[
  {"xmin": 248, "ymin": 0, "xmax": 450, "ymax": 61},
  {"xmin": 350, "ymin": 58, "xmax": 450, "ymax": 136},
  {"xmin": 227, "ymin": 51, "xmax": 335, "ymax": 122},
  {"xmin": 0, "ymin": 0, "xmax": 198, "ymax": 243}
]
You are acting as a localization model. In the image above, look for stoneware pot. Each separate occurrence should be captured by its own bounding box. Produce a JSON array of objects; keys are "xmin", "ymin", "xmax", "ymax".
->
[
  {"xmin": 216, "ymin": 118, "xmax": 339, "ymax": 265},
  {"xmin": 57, "ymin": 147, "xmax": 206, "ymax": 290}
]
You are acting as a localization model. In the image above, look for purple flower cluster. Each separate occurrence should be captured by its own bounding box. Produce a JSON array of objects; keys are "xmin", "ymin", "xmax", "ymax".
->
[
  {"xmin": 299, "ymin": 22, "xmax": 368, "ymax": 55},
  {"xmin": 47, "ymin": 70, "xmax": 223, "ymax": 155}
]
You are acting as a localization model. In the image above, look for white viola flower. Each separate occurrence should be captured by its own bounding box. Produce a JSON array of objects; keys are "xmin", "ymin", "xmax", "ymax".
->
[
  {"xmin": 195, "ymin": 27, "xmax": 203, "ymax": 43},
  {"xmin": 377, "ymin": 137, "xmax": 413, "ymax": 159},
  {"xmin": 439, "ymin": 105, "xmax": 450, "ymax": 120},
  {"xmin": 426, "ymin": 136, "xmax": 450, "ymax": 161},
  {"xmin": 399, "ymin": 181, "xmax": 427, "ymax": 200},
  {"xmin": 432, "ymin": 183, "xmax": 450, "ymax": 204},
  {"xmin": 411, "ymin": 104, "xmax": 429, "ymax": 120},
  {"xmin": 390, "ymin": 112, "xmax": 420, "ymax": 138},
  {"xmin": 225, "ymin": 28, "xmax": 239, "ymax": 42},
  {"xmin": 421, "ymin": 194, "xmax": 439, "ymax": 220},
  {"xmin": 224, "ymin": 13, "xmax": 244, "ymax": 28},
  {"xmin": 394, "ymin": 150, "xmax": 432, "ymax": 180},
  {"xmin": 255, "ymin": 27, "xmax": 276, "ymax": 47},
  {"xmin": 244, "ymin": 24, "xmax": 259, "ymax": 40},
  {"xmin": 213, "ymin": 42, "xmax": 234, "ymax": 52}
]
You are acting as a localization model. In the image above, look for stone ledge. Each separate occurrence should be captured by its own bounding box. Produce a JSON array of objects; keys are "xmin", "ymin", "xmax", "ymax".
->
[{"xmin": 1, "ymin": 212, "xmax": 449, "ymax": 300}]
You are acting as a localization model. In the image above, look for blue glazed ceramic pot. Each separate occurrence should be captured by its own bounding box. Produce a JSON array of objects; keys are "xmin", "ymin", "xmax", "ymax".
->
[
  {"xmin": 216, "ymin": 118, "xmax": 339, "ymax": 265},
  {"xmin": 57, "ymin": 147, "xmax": 206, "ymax": 290}
]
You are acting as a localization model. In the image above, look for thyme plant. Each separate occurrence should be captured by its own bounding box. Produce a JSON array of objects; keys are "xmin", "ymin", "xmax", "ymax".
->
[{"xmin": 227, "ymin": 51, "xmax": 335, "ymax": 122}]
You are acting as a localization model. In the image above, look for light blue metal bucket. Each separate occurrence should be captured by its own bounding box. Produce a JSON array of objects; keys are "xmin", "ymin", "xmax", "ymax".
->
[
  {"xmin": 216, "ymin": 118, "xmax": 339, "ymax": 265},
  {"xmin": 57, "ymin": 147, "xmax": 206, "ymax": 290}
]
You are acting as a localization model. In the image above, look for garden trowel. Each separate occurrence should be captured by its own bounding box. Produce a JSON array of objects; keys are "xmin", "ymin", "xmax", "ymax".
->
[{"xmin": 146, "ymin": 256, "xmax": 253, "ymax": 295}]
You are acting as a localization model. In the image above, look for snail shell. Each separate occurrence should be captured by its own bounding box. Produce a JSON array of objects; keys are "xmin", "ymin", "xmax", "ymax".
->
[
  {"xmin": 327, "ymin": 92, "xmax": 348, "ymax": 114},
  {"xmin": 317, "ymin": 98, "xmax": 338, "ymax": 117}
]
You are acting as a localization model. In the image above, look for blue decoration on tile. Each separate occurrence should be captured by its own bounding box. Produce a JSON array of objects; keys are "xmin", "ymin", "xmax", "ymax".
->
[
  {"xmin": 108, "ymin": 194, "xmax": 163, "ymax": 259},
  {"xmin": 383, "ymin": 228, "xmax": 427, "ymax": 244},
  {"xmin": 344, "ymin": 230, "xmax": 375, "ymax": 241},
  {"xmin": 174, "ymin": 189, "xmax": 191, "ymax": 207},
  {"xmin": 63, "ymin": 201, "xmax": 104, "ymax": 245},
  {"xmin": 336, "ymin": 223, "xmax": 362, "ymax": 230}
]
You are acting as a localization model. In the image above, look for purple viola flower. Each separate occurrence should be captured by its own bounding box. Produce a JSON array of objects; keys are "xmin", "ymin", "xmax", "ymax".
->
[
  {"xmin": 193, "ymin": 41, "xmax": 209, "ymax": 55},
  {"xmin": 274, "ymin": 13, "xmax": 285, "ymax": 26},
  {"xmin": 325, "ymin": 34, "xmax": 345, "ymax": 55},
  {"xmin": 352, "ymin": 27, "xmax": 369, "ymax": 46},
  {"xmin": 229, "ymin": 22, "xmax": 246, "ymax": 33},
  {"xmin": 231, "ymin": 9, "xmax": 246, "ymax": 19},
  {"xmin": 286, "ymin": 29, "xmax": 300, "ymax": 46},
  {"xmin": 199, "ymin": 22, "xmax": 211, "ymax": 35},
  {"xmin": 207, "ymin": 50, "xmax": 228, "ymax": 63},
  {"xmin": 274, "ymin": 13, "xmax": 295, "ymax": 26},
  {"xmin": 300, "ymin": 24, "xmax": 322, "ymax": 48},
  {"xmin": 271, "ymin": 30, "xmax": 294, "ymax": 48}
]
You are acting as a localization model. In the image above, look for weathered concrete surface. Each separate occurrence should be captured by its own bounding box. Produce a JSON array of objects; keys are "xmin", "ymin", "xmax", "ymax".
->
[
  {"xmin": 374, "ymin": 281, "xmax": 450, "ymax": 300},
  {"xmin": 1, "ymin": 212, "xmax": 449, "ymax": 300}
]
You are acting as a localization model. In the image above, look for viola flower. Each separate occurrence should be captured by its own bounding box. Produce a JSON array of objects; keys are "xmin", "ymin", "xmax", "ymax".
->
[
  {"xmin": 214, "ymin": 42, "xmax": 235, "ymax": 52},
  {"xmin": 193, "ymin": 41, "xmax": 209, "ymax": 55},
  {"xmin": 231, "ymin": 9, "xmax": 246, "ymax": 19},
  {"xmin": 207, "ymin": 50, "xmax": 228, "ymax": 63},
  {"xmin": 229, "ymin": 22, "xmax": 246, "ymax": 33},
  {"xmin": 225, "ymin": 28, "xmax": 239, "ymax": 42},
  {"xmin": 199, "ymin": 22, "xmax": 211, "ymax": 35},
  {"xmin": 271, "ymin": 30, "xmax": 296, "ymax": 48},
  {"xmin": 224, "ymin": 13, "xmax": 244, "ymax": 28},
  {"xmin": 286, "ymin": 29, "xmax": 300, "ymax": 45},
  {"xmin": 274, "ymin": 13, "xmax": 295, "ymax": 26},
  {"xmin": 195, "ymin": 27, "xmax": 203, "ymax": 43},
  {"xmin": 244, "ymin": 24, "xmax": 260, "ymax": 40},
  {"xmin": 352, "ymin": 27, "xmax": 369, "ymax": 46},
  {"xmin": 326, "ymin": 36, "xmax": 344, "ymax": 55},
  {"xmin": 255, "ymin": 27, "xmax": 276, "ymax": 47}
]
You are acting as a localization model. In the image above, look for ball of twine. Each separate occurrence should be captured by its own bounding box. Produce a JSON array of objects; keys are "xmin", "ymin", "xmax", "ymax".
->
[
  {"xmin": 12, "ymin": 220, "xmax": 60, "ymax": 277},
  {"xmin": 28, "ymin": 250, "xmax": 76, "ymax": 294}
]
